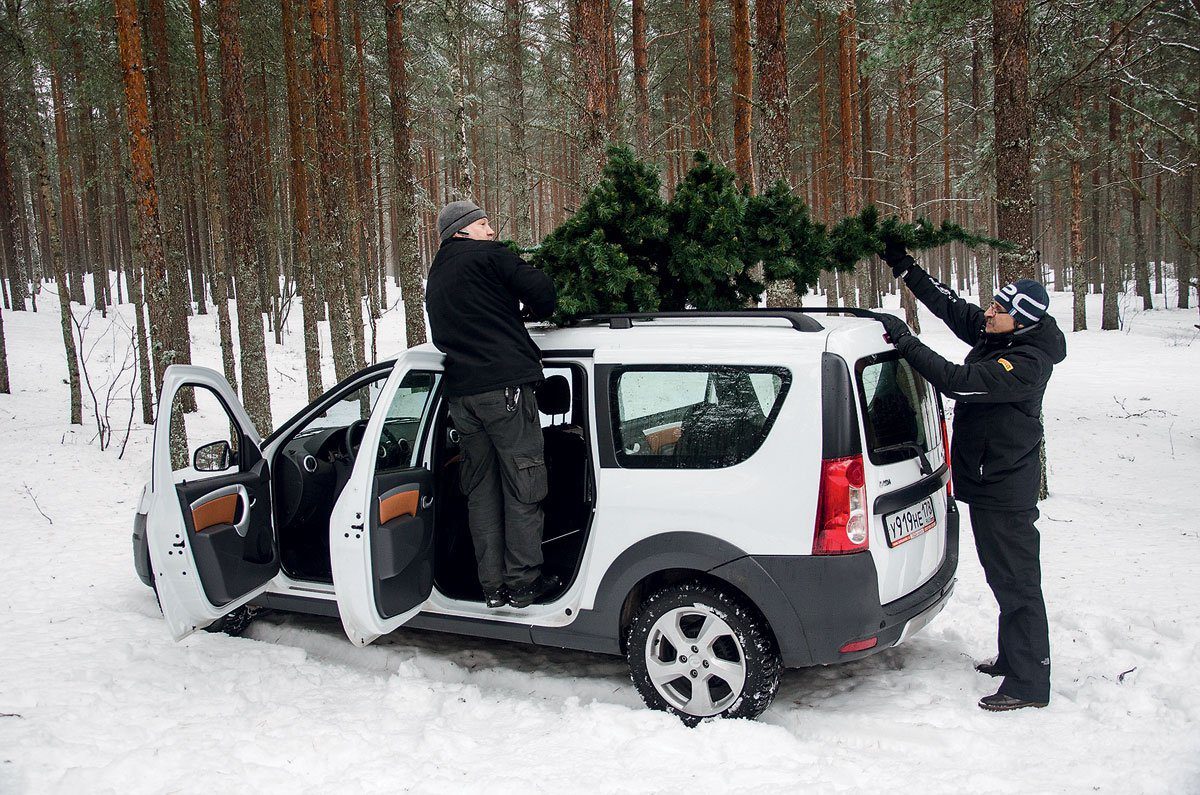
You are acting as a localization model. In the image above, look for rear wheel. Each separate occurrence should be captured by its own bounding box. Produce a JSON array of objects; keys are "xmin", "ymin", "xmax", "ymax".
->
[{"xmin": 626, "ymin": 581, "xmax": 780, "ymax": 726}]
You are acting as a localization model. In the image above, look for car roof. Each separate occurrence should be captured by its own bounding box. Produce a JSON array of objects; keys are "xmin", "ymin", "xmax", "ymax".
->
[{"xmin": 395, "ymin": 314, "xmax": 881, "ymax": 360}]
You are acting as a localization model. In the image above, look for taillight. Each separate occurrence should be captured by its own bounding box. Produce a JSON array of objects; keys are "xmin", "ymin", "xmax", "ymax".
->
[
  {"xmin": 939, "ymin": 414, "xmax": 953, "ymax": 498},
  {"xmin": 813, "ymin": 455, "xmax": 869, "ymax": 555}
]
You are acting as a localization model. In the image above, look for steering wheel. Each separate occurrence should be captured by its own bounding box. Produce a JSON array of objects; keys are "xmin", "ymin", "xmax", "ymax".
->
[{"xmin": 342, "ymin": 419, "xmax": 408, "ymax": 467}]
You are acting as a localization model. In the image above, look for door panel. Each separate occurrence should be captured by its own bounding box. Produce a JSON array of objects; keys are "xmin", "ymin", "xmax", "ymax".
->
[
  {"xmin": 331, "ymin": 351, "xmax": 443, "ymax": 646},
  {"xmin": 175, "ymin": 458, "xmax": 276, "ymax": 607},
  {"xmin": 146, "ymin": 366, "xmax": 278, "ymax": 639},
  {"xmin": 371, "ymin": 469, "xmax": 435, "ymax": 617}
]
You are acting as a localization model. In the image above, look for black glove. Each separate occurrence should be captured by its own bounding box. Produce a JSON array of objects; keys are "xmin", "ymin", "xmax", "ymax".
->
[
  {"xmin": 881, "ymin": 237, "xmax": 912, "ymax": 279},
  {"xmin": 878, "ymin": 313, "xmax": 912, "ymax": 346}
]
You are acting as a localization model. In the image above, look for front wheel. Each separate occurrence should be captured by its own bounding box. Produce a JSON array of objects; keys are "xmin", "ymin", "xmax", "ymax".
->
[{"xmin": 626, "ymin": 581, "xmax": 781, "ymax": 726}]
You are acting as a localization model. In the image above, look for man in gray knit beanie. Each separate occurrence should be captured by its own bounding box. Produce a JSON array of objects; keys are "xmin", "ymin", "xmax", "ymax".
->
[
  {"xmin": 426, "ymin": 199, "xmax": 559, "ymax": 610},
  {"xmin": 437, "ymin": 199, "xmax": 490, "ymax": 242}
]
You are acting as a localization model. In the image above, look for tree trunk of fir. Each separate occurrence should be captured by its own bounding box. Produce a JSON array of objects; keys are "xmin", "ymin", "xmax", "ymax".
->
[
  {"xmin": 941, "ymin": 55, "xmax": 953, "ymax": 286},
  {"xmin": 631, "ymin": 0, "xmax": 650, "ymax": 157},
  {"xmin": 217, "ymin": 0, "xmax": 273, "ymax": 434},
  {"xmin": 147, "ymin": 0, "xmax": 198, "ymax": 388},
  {"xmin": 1180, "ymin": 120, "xmax": 1194, "ymax": 311},
  {"xmin": 730, "ymin": 0, "xmax": 753, "ymax": 190},
  {"xmin": 309, "ymin": 0, "xmax": 361, "ymax": 381},
  {"xmin": 188, "ymin": 0, "xmax": 239, "ymax": 392},
  {"xmin": 384, "ymin": 0, "xmax": 426, "ymax": 349},
  {"xmin": 115, "ymin": 0, "xmax": 178, "ymax": 434},
  {"xmin": 281, "ymin": 0, "xmax": 323, "ymax": 398},
  {"xmin": 992, "ymin": 0, "xmax": 1036, "ymax": 286},
  {"xmin": 861, "ymin": 66, "xmax": 880, "ymax": 307},
  {"xmin": 1071, "ymin": 89, "xmax": 1087, "ymax": 332}
]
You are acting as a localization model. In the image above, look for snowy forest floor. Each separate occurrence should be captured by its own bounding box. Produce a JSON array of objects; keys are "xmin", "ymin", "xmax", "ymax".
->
[{"xmin": 0, "ymin": 281, "xmax": 1198, "ymax": 793}]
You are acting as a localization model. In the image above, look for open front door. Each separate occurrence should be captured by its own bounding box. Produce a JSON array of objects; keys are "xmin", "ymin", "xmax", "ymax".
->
[
  {"xmin": 146, "ymin": 366, "xmax": 279, "ymax": 640},
  {"xmin": 331, "ymin": 351, "xmax": 443, "ymax": 646}
]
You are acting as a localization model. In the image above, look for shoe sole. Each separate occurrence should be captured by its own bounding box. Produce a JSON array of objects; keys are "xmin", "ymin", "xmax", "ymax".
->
[{"xmin": 978, "ymin": 700, "xmax": 1048, "ymax": 712}]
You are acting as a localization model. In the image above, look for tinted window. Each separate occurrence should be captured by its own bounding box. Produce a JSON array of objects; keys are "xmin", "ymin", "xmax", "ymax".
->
[
  {"xmin": 611, "ymin": 366, "xmax": 790, "ymax": 469},
  {"xmin": 856, "ymin": 353, "xmax": 937, "ymax": 466}
]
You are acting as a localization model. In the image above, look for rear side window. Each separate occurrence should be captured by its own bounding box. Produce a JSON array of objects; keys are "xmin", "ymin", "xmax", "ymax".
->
[
  {"xmin": 610, "ymin": 366, "xmax": 790, "ymax": 468},
  {"xmin": 856, "ymin": 353, "xmax": 938, "ymax": 466}
]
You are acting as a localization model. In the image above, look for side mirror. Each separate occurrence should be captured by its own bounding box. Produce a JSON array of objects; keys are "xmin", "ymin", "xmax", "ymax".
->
[{"xmin": 194, "ymin": 439, "xmax": 234, "ymax": 472}]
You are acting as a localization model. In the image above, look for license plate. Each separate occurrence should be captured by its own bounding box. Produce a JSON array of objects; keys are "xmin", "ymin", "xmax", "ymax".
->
[{"xmin": 884, "ymin": 496, "xmax": 937, "ymax": 548}]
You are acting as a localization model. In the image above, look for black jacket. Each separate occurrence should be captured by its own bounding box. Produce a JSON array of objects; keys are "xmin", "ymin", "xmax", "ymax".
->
[
  {"xmin": 894, "ymin": 263, "xmax": 1067, "ymax": 510},
  {"xmin": 425, "ymin": 238, "xmax": 557, "ymax": 397}
]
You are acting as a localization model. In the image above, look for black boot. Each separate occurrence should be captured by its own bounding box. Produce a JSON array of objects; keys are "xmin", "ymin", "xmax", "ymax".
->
[
  {"xmin": 484, "ymin": 587, "xmax": 509, "ymax": 609},
  {"xmin": 975, "ymin": 660, "xmax": 1006, "ymax": 677},
  {"xmin": 978, "ymin": 692, "xmax": 1048, "ymax": 712},
  {"xmin": 507, "ymin": 574, "xmax": 562, "ymax": 608}
]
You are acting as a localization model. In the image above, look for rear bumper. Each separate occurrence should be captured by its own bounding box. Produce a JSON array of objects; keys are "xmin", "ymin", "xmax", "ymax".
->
[{"xmin": 711, "ymin": 500, "xmax": 959, "ymax": 668}]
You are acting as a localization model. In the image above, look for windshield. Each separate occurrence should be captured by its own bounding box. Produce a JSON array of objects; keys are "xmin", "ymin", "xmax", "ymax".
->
[{"xmin": 856, "ymin": 352, "xmax": 938, "ymax": 467}]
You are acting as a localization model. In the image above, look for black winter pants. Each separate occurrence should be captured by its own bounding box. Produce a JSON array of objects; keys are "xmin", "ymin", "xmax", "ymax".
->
[
  {"xmin": 448, "ymin": 384, "xmax": 548, "ymax": 592},
  {"xmin": 969, "ymin": 506, "xmax": 1051, "ymax": 703}
]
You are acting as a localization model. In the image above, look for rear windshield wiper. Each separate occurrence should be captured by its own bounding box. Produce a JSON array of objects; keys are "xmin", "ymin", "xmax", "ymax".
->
[{"xmin": 874, "ymin": 442, "xmax": 933, "ymax": 476}]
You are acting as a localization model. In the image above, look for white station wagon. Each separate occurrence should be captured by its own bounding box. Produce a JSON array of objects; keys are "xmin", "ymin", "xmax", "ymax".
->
[{"xmin": 133, "ymin": 309, "xmax": 958, "ymax": 724}]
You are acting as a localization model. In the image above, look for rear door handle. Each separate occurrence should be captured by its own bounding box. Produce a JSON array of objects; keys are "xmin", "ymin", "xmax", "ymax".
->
[{"xmin": 421, "ymin": 495, "xmax": 434, "ymax": 509}]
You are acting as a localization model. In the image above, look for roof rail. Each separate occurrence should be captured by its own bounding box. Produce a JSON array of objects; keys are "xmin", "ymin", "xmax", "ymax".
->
[{"xmin": 581, "ymin": 307, "xmax": 883, "ymax": 332}]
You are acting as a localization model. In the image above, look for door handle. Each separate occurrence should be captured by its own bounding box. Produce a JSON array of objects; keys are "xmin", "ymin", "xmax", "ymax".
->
[{"xmin": 421, "ymin": 495, "xmax": 434, "ymax": 509}]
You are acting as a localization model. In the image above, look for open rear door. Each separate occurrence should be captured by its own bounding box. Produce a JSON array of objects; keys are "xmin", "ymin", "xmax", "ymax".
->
[
  {"xmin": 331, "ymin": 351, "xmax": 443, "ymax": 646},
  {"xmin": 146, "ymin": 366, "xmax": 279, "ymax": 640}
]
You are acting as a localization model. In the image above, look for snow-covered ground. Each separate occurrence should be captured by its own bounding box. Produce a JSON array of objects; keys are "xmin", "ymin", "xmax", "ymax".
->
[{"xmin": 0, "ymin": 279, "xmax": 1197, "ymax": 793}]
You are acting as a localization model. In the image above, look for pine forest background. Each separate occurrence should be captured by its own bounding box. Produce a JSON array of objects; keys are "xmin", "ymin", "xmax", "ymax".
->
[{"xmin": 0, "ymin": 0, "xmax": 1196, "ymax": 438}]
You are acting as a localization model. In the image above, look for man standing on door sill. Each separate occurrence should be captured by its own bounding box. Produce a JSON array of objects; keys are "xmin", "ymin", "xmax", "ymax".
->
[
  {"xmin": 877, "ymin": 239, "xmax": 1067, "ymax": 713},
  {"xmin": 425, "ymin": 199, "xmax": 560, "ymax": 610}
]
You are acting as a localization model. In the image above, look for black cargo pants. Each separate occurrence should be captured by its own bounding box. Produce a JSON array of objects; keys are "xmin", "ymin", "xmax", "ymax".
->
[
  {"xmin": 447, "ymin": 384, "xmax": 548, "ymax": 592},
  {"xmin": 970, "ymin": 506, "xmax": 1051, "ymax": 703}
]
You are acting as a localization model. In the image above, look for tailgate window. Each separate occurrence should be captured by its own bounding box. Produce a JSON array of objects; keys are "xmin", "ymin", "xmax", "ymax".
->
[{"xmin": 855, "ymin": 352, "xmax": 938, "ymax": 466}]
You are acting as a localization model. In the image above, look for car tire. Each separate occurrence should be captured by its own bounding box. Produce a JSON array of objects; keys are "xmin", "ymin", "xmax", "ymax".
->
[
  {"xmin": 150, "ymin": 575, "xmax": 258, "ymax": 638},
  {"xmin": 626, "ymin": 580, "xmax": 781, "ymax": 726}
]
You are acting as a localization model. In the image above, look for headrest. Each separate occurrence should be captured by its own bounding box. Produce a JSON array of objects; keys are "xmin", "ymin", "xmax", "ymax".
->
[{"xmin": 537, "ymin": 375, "xmax": 571, "ymax": 416}]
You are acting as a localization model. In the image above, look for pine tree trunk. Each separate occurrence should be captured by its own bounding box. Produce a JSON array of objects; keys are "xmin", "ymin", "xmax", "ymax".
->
[
  {"xmin": 115, "ymin": 0, "xmax": 176, "ymax": 430},
  {"xmin": 941, "ymin": 55, "xmax": 953, "ymax": 286},
  {"xmin": 282, "ymin": 0, "xmax": 323, "ymax": 398},
  {"xmin": 754, "ymin": 0, "xmax": 788, "ymax": 186},
  {"xmin": 188, "ymin": 0, "xmax": 239, "ymax": 392},
  {"xmin": 730, "ymin": 0, "xmax": 753, "ymax": 190},
  {"xmin": 992, "ymin": 0, "xmax": 1035, "ymax": 285},
  {"xmin": 971, "ymin": 33, "xmax": 993, "ymax": 306},
  {"xmin": 697, "ymin": 0, "xmax": 714, "ymax": 151},
  {"xmin": 1071, "ymin": 88, "xmax": 1087, "ymax": 332},
  {"xmin": 504, "ymin": 0, "xmax": 532, "ymax": 245},
  {"xmin": 837, "ymin": 1, "xmax": 864, "ymax": 307},
  {"xmin": 571, "ymin": 0, "xmax": 611, "ymax": 190},
  {"xmin": 36, "ymin": 20, "xmax": 83, "ymax": 423},
  {"xmin": 631, "ymin": 0, "xmax": 649, "ymax": 157},
  {"xmin": 1101, "ymin": 40, "xmax": 1121, "ymax": 331},
  {"xmin": 898, "ymin": 62, "xmax": 921, "ymax": 333},
  {"xmin": 1180, "ymin": 104, "xmax": 1195, "ymax": 310},
  {"xmin": 1129, "ymin": 141, "xmax": 1151, "ymax": 309},
  {"xmin": 147, "ymin": 0, "xmax": 198, "ymax": 394},
  {"xmin": 385, "ymin": 0, "xmax": 427, "ymax": 349},
  {"xmin": 0, "ymin": 89, "xmax": 23, "ymax": 313},
  {"xmin": 309, "ymin": 0, "xmax": 360, "ymax": 381},
  {"xmin": 217, "ymin": 0, "xmax": 273, "ymax": 434}
]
